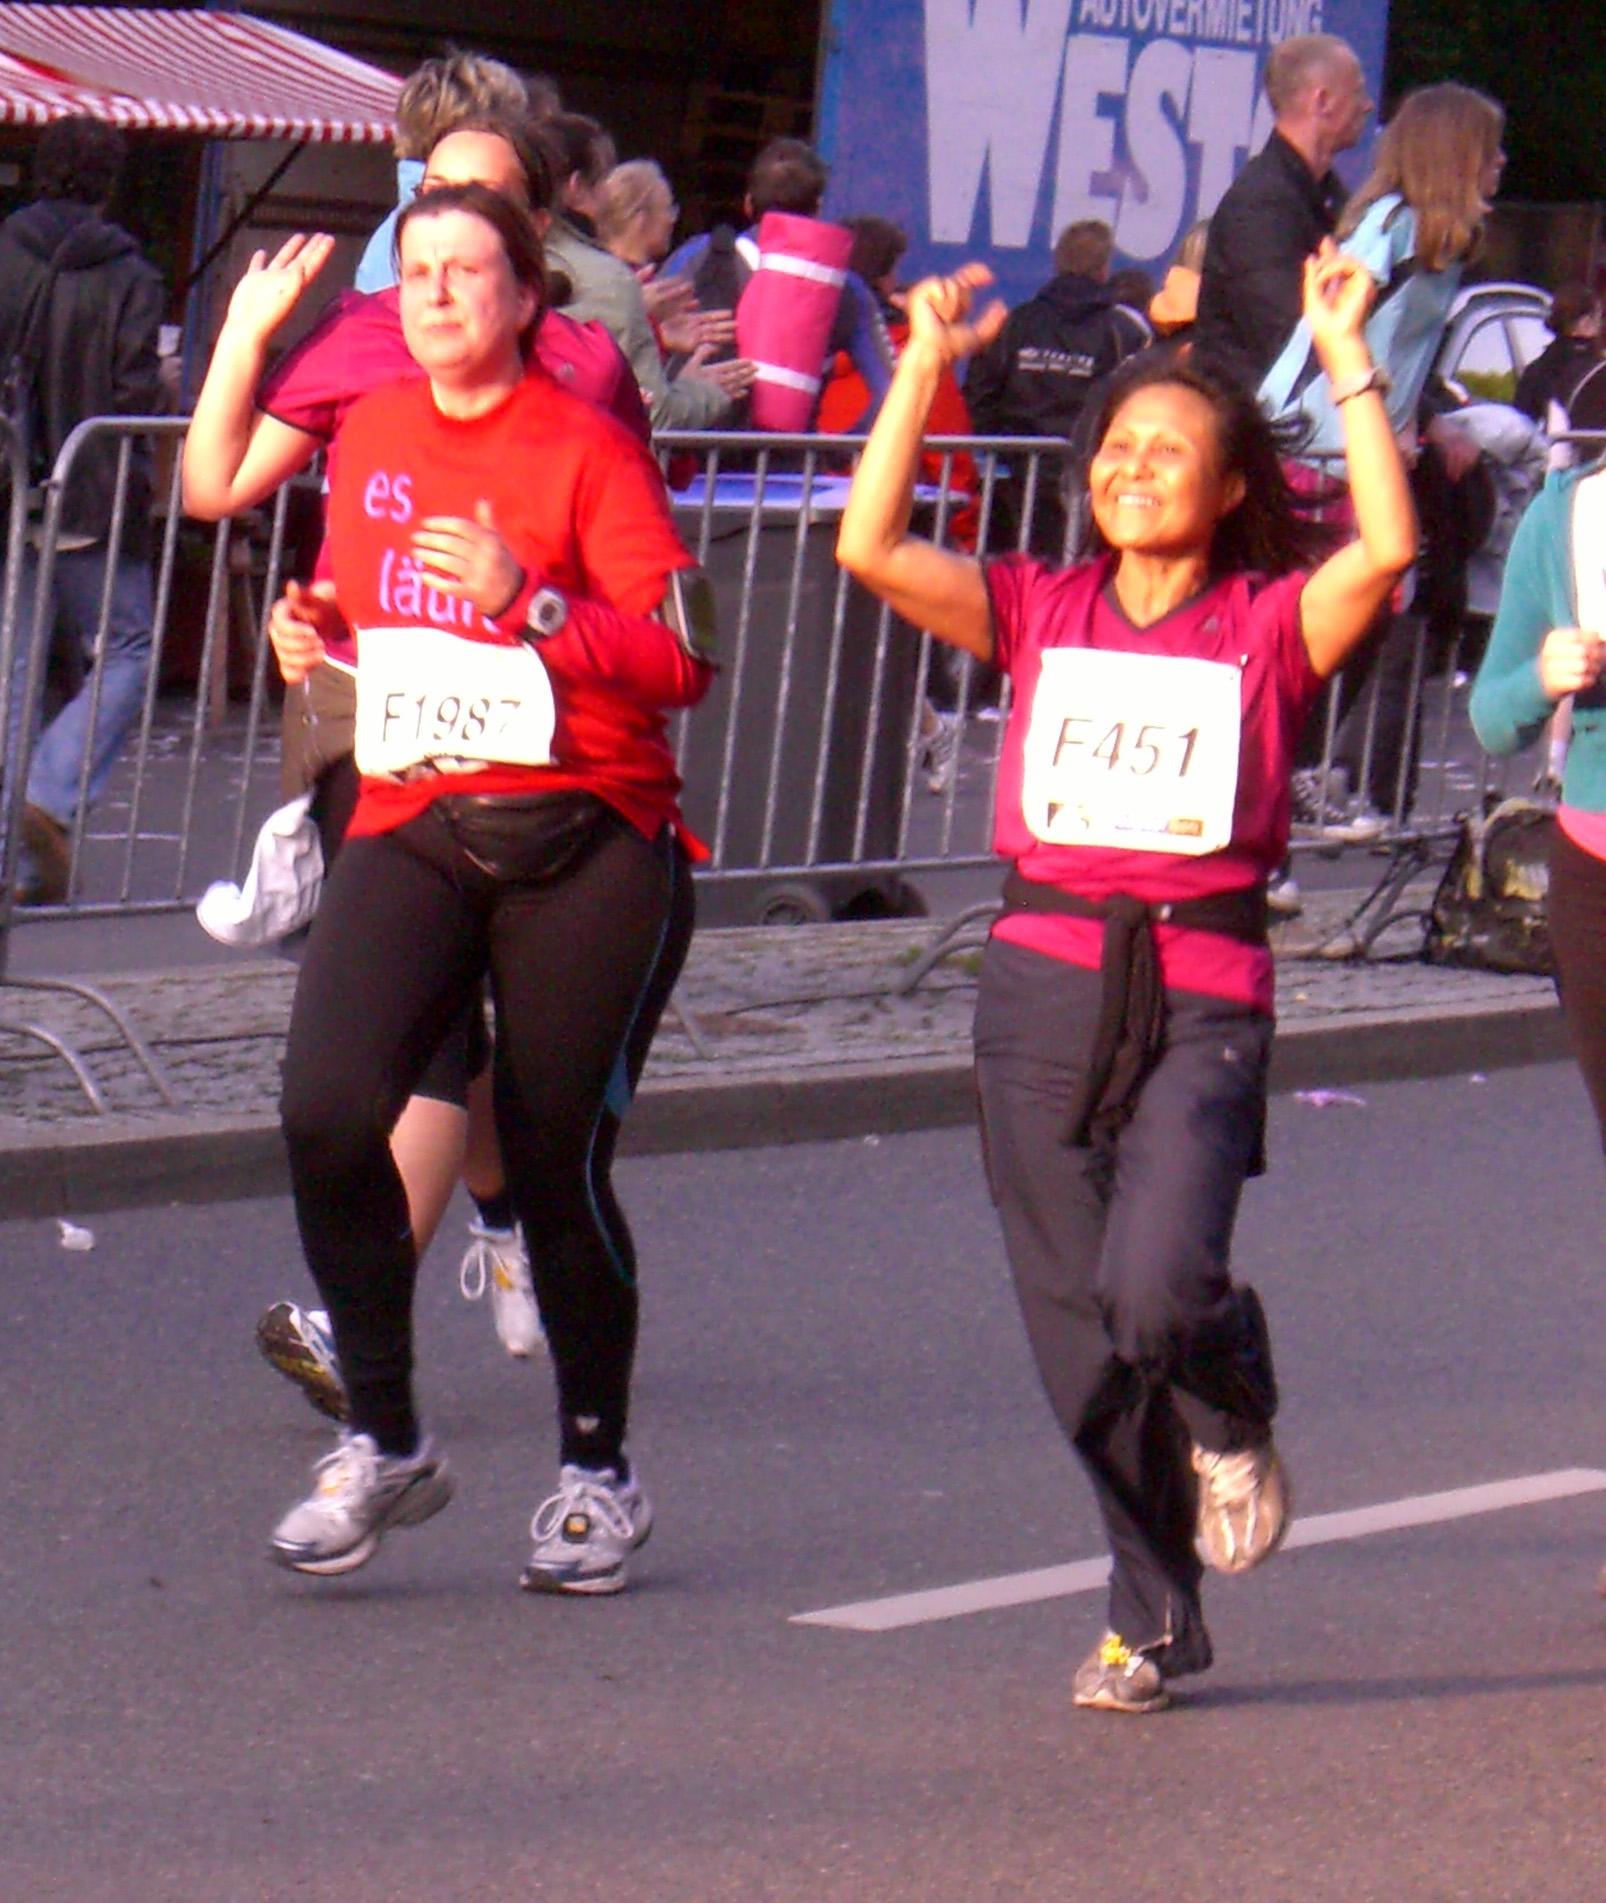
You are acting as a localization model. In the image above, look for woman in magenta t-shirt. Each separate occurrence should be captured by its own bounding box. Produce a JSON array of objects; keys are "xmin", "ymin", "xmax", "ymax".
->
[{"xmin": 839, "ymin": 248, "xmax": 1417, "ymax": 1713}]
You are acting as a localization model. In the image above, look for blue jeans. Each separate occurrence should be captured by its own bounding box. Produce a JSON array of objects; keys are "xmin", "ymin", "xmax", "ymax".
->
[{"xmin": 4, "ymin": 542, "xmax": 154, "ymax": 829}]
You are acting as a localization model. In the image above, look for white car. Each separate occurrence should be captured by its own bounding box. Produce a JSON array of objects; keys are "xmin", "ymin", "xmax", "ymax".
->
[{"xmin": 1433, "ymin": 281, "xmax": 1551, "ymax": 396}]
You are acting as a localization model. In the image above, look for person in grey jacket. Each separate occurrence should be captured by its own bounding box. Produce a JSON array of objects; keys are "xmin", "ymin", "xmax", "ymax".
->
[{"xmin": 542, "ymin": 114, "xmax": 753, "ymax": 431}]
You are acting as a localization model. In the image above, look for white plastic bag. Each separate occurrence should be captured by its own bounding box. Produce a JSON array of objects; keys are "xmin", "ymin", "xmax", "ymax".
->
[{"xmin": 196, "ymin": 793, "xmax": 324, "ymax": 947}]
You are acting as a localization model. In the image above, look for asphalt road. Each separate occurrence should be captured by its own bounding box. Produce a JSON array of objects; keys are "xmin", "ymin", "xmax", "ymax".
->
[{"xmin": 6, "ymin": 1061, "xmax": 1606, "ymax": 1900}]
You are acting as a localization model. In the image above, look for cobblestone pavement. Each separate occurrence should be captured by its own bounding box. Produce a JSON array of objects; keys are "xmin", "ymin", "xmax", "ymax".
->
[{"xmin": 0, "ymin": 883, "xmax": 1557, "ymax": 1131}]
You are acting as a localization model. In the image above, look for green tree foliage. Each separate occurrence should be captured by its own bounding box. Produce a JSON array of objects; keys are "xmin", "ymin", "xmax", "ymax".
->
[{"xmin": 1386, "ymin": 0, "xmax": 1606, "ymax": 199}]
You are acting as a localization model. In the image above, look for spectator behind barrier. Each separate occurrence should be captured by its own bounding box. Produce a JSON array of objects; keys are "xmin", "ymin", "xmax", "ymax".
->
[
  {"xmin": 354, "ymin": 51, "xmax": 552, "ymax": 295},
  {"xmin": 595, "ymin": 159, "xmax": 736, "ymax": 369},
  {"xmin": 1193, "ymin": 33, "xmax": 1372, "ymax": 391},
  {"xmin": 659, "ymin": 137, "xmax": 895, "ymax": 431},
  {"xmin": 543, "ymin": 113, "xmax": 754, "ymax": 430},
  {"xmin": 0, "ymin": 115, "xmax": 165, "ymax": 907},
  {"xmin": 1516, "ymin": 281, "xmax": 1602, "ymax": 449},
  {"xmin": 962, "ymin": 219, "xmax": 1149, "ymax": 560}
]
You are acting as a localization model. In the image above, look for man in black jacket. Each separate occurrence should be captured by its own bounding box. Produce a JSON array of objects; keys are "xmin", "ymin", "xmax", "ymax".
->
[
  {"xmin": 964, "ymin": 220, "xmax": 1148, "ymax": 558},
  {"xmin": 0, "ymin": 116, "xmax": 164, "ymax": 904},
  {"xmin": 1193, "ymin": 34, "xmax": 1371, "ymax": 392}
]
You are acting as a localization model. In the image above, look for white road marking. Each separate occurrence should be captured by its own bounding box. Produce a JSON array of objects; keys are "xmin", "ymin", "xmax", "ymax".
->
[{"xmin": 791, "ymin": 1468, "xmax": 1606, "ymax": 1633}]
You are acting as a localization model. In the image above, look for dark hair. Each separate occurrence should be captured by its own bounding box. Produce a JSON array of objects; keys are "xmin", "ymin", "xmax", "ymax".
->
[
  {"xmin": 544, "ymin": 111, "xmax": 615, "ymax": 189},
  {"xmin": 394, "ymin": 181, "xmax": 548, "ymax": 351},
  {"xmin": 1053, "ymin": 219, "xmax": 1114, "ymax": 279},
  {"xmin": 1105, "ymin": 267, "xmax": 1155, "ymax": 310},
  {"xmin": 34, "ymin": 117, "xmax": 125, "ymax": 206},
  {"xmin": 845, "ymin": 214, "xmax": 907, "ymax": 286},
  {"xmin": 748, "ymin": 138, "xmax": 829, "ymax": 217},
  {"xmin": 423, "ymin": 113, "xmax": 556, "ymax": 215},
  {"xmin": 1079, "ymin": 354, "xmax": 1334, "ymax": 580},
  {"xmin": 1549, "ymin": 280, "xmax": 1599, "ymax": 338}
]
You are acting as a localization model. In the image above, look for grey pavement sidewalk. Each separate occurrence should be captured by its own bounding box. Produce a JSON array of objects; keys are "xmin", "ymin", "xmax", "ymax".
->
[{"xmin": 0, "ymin": 881, "xmax": 1566, "ymax": 1218}]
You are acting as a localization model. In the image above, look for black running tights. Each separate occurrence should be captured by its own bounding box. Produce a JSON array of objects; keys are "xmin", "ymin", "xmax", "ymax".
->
[{"xmin": 279, "ymin": 805, "xmax": 694, "ymax": 1468}]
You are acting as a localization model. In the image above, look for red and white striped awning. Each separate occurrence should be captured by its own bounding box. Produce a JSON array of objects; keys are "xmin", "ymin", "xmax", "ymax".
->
[{"xmin": 0, "ymin": 5, "xmax": 399, "ymax": 141}]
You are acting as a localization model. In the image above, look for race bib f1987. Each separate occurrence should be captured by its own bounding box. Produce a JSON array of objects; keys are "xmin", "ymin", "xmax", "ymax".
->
[
  {"xmin": 354, "ymin": 626, "xmax": 556, "ymax": 778},
  {"xmin": 1019, "ymin": 648, "xmax": 1242, "ymax": 855}
]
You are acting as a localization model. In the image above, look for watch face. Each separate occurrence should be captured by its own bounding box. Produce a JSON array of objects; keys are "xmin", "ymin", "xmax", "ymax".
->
[{"xmin": 529, "ymin": 587, "xmax": 568, "ymax": 638}]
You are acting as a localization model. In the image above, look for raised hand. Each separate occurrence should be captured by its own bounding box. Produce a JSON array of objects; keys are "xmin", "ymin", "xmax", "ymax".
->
[
  {"xmin": 641, "ymin": 272, "xmax": 698, "ymax": 327},
  {"xmin": 411, "ymin": 500, "xmax": 526, "ymax": 618},
  {"xmin": 1303, "ymin": 238, "xmax": 1377, "ymax": 366},
  {"xmin": 904, "ymin": 264, "xmax": 1007, "ymax": 368},
  {"xmin": 221, "ymin": 233, "xmax": 336, "ymax": 349}
]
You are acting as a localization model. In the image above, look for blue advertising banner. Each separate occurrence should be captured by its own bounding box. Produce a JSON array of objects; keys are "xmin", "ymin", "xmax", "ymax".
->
[{"xmin": 816, "ymin": 0, "xmax": 1389, "ymax": 309}]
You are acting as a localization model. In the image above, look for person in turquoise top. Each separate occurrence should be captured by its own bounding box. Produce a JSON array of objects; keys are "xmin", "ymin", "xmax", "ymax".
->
[
  {"xmin": 354, "ymin": 53, "xmax": 547, "ymax": 296},
  {"xmin": 1474, "ymin": 461, "xmax": 1606, "ymax": 1601}
]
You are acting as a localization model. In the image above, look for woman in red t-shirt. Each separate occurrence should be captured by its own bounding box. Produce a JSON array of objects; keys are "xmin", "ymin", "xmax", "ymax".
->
[
  {"xmin": 262, "ymin": 183, "xmax": 712, "ymax": 1596},
  {"xmin": 839, "ymin": 248, "xmax": 1416, "ymax": 1712},
  {"xmin": 183, "ymin": 121, "xmax": 652, "ymax": 1423}
]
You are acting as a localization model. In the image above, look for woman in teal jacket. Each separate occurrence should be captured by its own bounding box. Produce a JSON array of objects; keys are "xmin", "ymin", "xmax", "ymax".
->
[{"xmin": 1472, "ymin": 463, "xmax": 1606, "ymax": 1322}]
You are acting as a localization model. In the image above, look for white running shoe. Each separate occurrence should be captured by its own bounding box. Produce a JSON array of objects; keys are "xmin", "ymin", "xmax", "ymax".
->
[
  {"xmin": 255, "ymin": 1302, "xmax": 349, "ymax": 1422},
  {"xmin": 269, "ymin": 1430, "xmax": 454, "ymax": 1576},
  {"xmin": 920, "ymin": 712, "xmax": 960, "ymax": 795},
  {"xmin": 520, "ymin": 1464, "xmax": 653, "ymax": 1596},
  {"xmin": 459, "ymin": 1222, "xmax": 544, "ymax": 1358}
]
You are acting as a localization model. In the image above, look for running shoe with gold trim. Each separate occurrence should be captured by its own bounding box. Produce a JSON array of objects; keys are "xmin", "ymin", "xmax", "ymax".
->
[
  {"xmin": 520, "ymin": 1464, "xmax": 652, "ymax": 1596},
  {"xmin": 269, "ymin": 1430, "xmax": 453, "ymax": 1576},
  {"xmin": 460, "ymin": 1222, "xmax": 544, "ymax": 1359},
  {"xmin": 255, "ymin": 1301, "xmax": 348, "ymax": 1422}
]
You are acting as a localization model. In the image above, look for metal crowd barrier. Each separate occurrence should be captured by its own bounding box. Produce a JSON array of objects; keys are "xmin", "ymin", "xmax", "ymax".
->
[{"xmin": 0, "ymin": 417, "xmax": 1553, "ymax": 977}]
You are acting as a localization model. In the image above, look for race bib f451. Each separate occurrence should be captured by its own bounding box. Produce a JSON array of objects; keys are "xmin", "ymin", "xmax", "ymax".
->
[{"xmin": 1020, "ymin": 647, "xmax": 1242, "ymax": 855}]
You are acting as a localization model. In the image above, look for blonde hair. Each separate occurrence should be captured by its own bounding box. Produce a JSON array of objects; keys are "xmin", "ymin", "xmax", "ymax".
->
[
  {"xmin": 1338, "ymin": 83, "xmax": 1505, "ymax": 272},
  {"xmin": 394, "ymin": 53, "xmax": 532, "ymax": 162},
  {"xmin": 595, "ymin": 159, "xmax": 672, "ymax": 247}
]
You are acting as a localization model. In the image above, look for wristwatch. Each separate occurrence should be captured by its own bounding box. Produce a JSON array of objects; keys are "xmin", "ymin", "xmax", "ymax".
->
[
  {"xmin": 524, "ymin": 584, "xmax": 569, "ymax": 640},
  {"xmin": 1329, "ymin": 365, "xmax": 1392, "ymax": 406}
]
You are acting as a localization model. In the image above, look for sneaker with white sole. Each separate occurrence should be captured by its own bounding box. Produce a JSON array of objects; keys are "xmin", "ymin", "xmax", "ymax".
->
[
  {"xmin": 1191, "ymin": 1439, "xmax": 1292, "ymax": 1573},
  {"xmin": 920, "ymin": 712, "xmax": 960, "ymax": 795},
  {"xmin": 460, "ymin": 1222, "xmax": 544, "ymax": 1358},
  {"xmin": 256, "ymin": 1301, "xmax": 349, "ymax": 1422},
  {"xmin": 1072, "ymin": 1633, "xmax": 1171, "ymax": 1714},
  {"xmin": 520, "ymin": 1463, "xmax": 653, "ymax": 1596},
  {"xmin": 269, "ymin": 1430, "xmax": 454, "ymax": 1576}
]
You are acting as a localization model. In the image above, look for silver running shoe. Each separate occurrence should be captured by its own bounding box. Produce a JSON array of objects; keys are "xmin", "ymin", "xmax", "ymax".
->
[
  {"xmin": 1192, "ymin": 1440, "xmax": 1292, "ymax": 1574},
  {"xmin": 269, "ymin": 1431, "xmax": 454, "ymax": 1576},
  {"xmin": 520, "ymin": 1464, "xmax": 653, "ymax": 1596},
  {"xmin": 460, "ymin": 1222, "xmax": 544, "ymax": 1358},
  {"xmin": 256, "ymin": 1302, "xmax": 349, "ymax": 1422},
  {"xmin": 1072, "ymin": 1633, "xmax": 1171, "ymax": 1714}
]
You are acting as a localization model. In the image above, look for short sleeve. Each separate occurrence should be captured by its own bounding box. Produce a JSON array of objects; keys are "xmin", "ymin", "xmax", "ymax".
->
[
  {"xmin": 258, "ymin": 292, "xmax": 410, "ymax": 442},
  {"xmin": 983, "ymin": 554, "xmax": 1056, "ymax": 672},
  {"xmin": 1258, "ymin": 570, "xmax": 1323, "ymax": 720}
]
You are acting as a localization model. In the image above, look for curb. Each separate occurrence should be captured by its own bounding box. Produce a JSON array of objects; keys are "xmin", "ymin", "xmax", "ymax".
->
[{"xmin": 0, "ymin": 994, "xmax": 1569, "ymax": 1222}]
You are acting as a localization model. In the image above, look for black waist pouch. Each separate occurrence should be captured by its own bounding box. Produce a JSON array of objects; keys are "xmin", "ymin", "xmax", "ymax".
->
[{"xmin": 429, "ymin": 790, "xmax": 619, "ymax": 885}]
